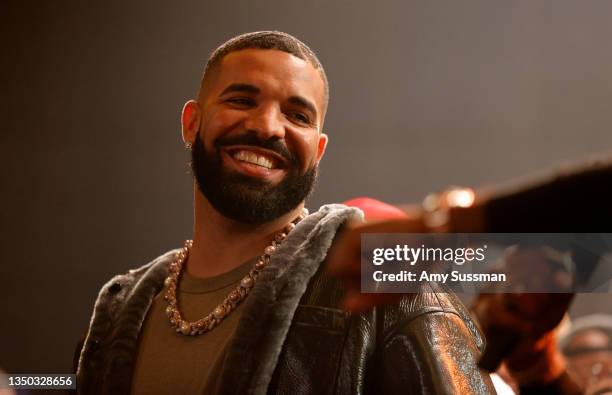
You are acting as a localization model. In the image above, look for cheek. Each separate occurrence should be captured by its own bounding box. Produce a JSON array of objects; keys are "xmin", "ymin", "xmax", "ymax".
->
[
  {"xmin": 291, "ymin": 132, "xmax": 320, "ymax": 170},
  {"xmin": 201, "ymin": 108, "xmax": 243, "ymax": 148}
]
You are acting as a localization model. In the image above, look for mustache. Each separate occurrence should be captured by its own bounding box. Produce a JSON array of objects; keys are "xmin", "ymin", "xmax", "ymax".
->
[{"xmin": 214, "ymin": 134, "xmax": 297, "ymax": 164}]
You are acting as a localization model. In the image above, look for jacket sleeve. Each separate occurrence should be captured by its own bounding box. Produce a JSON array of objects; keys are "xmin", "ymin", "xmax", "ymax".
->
[
  {"xmin": 73, "ymin": 331, "xmax": 87, "ymax": 373},
  {"xmin": 376, "ymin": 292, "xmax": 496, "ymax": 395}
]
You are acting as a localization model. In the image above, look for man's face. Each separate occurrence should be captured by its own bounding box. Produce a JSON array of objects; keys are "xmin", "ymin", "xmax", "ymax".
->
[
  {"xmin": 565, "ymin": 329, "xmax": 612, "ymax": 390},
  {"xmin": 188, "ymin": 49, "xmax": 328, "ymax": 224}
]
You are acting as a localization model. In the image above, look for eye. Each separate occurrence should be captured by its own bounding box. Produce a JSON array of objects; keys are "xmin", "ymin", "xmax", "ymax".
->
[
  {"xmin": 226, "ymin": 97, "xmax": 255, "ymax": 107},
  {"xmin": 289, "ymin": 112, "xmax": 311, "ymax": 125}
]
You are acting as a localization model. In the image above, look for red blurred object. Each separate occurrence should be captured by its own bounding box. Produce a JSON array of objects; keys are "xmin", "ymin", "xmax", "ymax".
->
[{"xmin": 343, "ymin": 197, "xmax": 407, "ymax": 221}]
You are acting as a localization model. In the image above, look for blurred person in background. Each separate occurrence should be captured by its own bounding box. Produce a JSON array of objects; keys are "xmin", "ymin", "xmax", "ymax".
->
[{"xmin": 560, "ymin": 314, "xmax": 612, "ymax": 395}]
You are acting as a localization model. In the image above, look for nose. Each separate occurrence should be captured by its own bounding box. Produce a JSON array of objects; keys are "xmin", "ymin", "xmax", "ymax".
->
[{"xmin": 243, "ymin": 104, "xmax": 285, "ymax": 140}]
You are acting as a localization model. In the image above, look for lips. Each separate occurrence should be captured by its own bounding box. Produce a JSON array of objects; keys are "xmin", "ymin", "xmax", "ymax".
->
[
  {"xmin": 221, "ymin": 146, "xmax": 288, "ymax": 180},
  {"xmin": 231, "ymin": 149, "xmax": 278, "ymax": 169}
]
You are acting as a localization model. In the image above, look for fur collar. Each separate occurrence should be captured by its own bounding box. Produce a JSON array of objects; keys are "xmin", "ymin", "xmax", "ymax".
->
[{"xmin": 77, "ymin": 204, "xmax": 361, "ymax": 394}]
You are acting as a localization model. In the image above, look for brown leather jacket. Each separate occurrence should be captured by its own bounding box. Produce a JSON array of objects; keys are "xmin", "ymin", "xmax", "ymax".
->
[
  {"xmin": 266, "ymin": 268, "xmax": 496, "ymax": 394},
  {"xmin": 76, "ymin": 205, "xmax": 495, "ymax": 394}
]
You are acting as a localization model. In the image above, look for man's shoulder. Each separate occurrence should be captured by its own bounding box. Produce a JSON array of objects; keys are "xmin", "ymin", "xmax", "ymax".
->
[
  {"xmin": 382, "ymin": 288, "xmax": 485, "ymax": 351},
  {"xmin": 92, "ymin": 249, "xmax": 178, "ymax": 319},
  {"xmin": 101, "ymin": 249, "xmax": 176, "ymax": 290},
  {"xmin": 315, "ymin": 203, "xmax": 364, "ymax": 220}
]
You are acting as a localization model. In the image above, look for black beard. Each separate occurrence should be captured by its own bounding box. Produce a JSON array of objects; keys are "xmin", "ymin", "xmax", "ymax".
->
[{"xmin": 191, "ymin": 132, "xmax": 317, "ymax": 224}]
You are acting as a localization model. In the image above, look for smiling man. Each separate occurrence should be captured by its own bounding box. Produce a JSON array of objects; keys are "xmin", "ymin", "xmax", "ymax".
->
[{"xmin": 75, "ymin": 31, "xmax": 495, "ymax": 394}]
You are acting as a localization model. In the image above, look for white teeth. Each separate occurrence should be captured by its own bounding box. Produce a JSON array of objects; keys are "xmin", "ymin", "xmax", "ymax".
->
[{"xmin": 233, "ymin": 150, "xmax": 275, "ymax": 169}]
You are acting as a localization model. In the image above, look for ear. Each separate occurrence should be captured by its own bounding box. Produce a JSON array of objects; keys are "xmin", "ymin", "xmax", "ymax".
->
[
  {"xmin": 316, "ymin": 132, "xmax": 328, "ymax": 163},
  {"xmin": 181, "ymin": 100, "xmax": 202, "ymax": 145}
]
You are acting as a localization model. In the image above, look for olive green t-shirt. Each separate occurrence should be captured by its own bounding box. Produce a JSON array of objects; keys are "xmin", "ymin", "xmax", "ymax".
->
[{"xmin": 130, "ymin": 259, "xmax": 253, "ymax": 395}]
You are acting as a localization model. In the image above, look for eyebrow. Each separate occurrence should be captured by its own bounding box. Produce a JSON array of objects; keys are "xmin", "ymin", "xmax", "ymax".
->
[
  {"xmin": 219, "ymin": 83, "xmax": 260, "ymax": 96},
  {"xmin": 288, "ymin": 96, "xmax": 318, "ymax": 119}
]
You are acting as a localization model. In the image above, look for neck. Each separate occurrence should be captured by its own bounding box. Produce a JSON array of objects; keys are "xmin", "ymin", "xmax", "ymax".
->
[{"xmin": 186, "ymin": 186, "xmax": 305, "ymax": 278}]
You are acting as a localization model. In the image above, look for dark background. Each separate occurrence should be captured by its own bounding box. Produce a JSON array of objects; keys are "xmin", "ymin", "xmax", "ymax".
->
[{"xmin": 2, "ymin": 0, "xmax": 611, "ymax": 373}]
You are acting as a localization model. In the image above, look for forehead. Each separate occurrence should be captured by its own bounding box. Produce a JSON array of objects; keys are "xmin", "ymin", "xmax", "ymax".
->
[
  {"xmin": 210, "ymin": 49, "xmax": 325, "ymax": 106},
  {"xmin": 569, "ymin": 329, "xmax": 611, "ymax": 348}
]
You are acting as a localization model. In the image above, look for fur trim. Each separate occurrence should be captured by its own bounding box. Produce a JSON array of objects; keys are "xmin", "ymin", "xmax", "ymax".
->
[
  {"xmin": 76, "ymin": 204, "xmax": 361, "ymax": 394},
  {"xmin": 217, "ymin": 204, "xmax": 361, "ymax": 394},
  {"xmin": 77, "ymin": 251, "xmax": 174, "ymax": 393}
]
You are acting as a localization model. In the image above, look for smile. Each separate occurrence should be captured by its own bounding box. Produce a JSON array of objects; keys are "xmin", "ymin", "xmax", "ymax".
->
[
  {"xmin": 221, "ymin": 147, "xmax": 287, "ymax": 181},
  {"xmin": 232, "ymin": 150, "xmax": 277, "ymax": 169}
]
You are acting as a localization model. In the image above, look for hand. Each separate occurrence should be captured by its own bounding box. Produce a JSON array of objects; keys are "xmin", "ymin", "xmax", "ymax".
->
[
  {"xmin": 472, "ymin": 247, "xmax": 574, "ymax": 383},
  {"xmin": 326, "ymin": 211, "xmax": 427, "ymax": 312}
]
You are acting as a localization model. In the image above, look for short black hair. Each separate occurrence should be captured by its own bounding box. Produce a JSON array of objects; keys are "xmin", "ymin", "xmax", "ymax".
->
[{"xmin": 199, "ymin": 31, "xmax": 329, "ymax": 113}]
